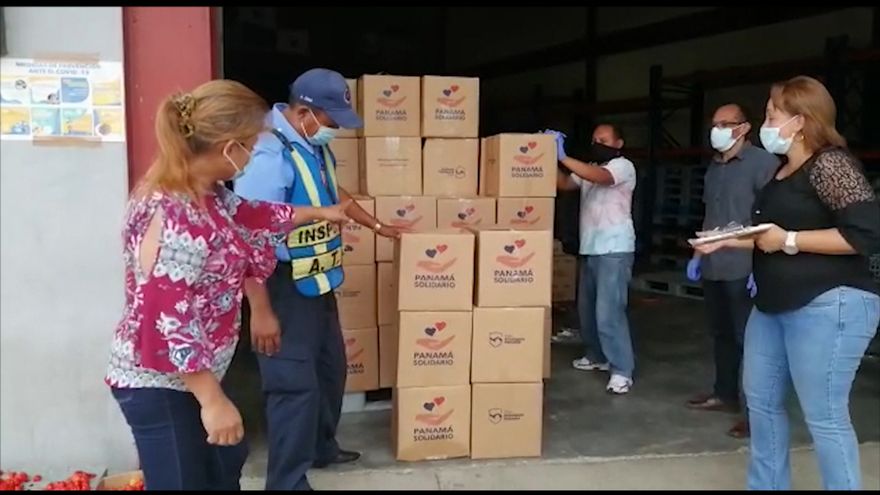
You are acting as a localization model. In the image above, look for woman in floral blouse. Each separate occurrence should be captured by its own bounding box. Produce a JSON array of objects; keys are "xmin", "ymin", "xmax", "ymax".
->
[{"xmin": 105, "ymin": 80, "xmax": 350, "ymax": 490}]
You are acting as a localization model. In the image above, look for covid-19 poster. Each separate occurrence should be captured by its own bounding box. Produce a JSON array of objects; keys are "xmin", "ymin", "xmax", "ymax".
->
[{"xmin": 0, "ymin": 57, "xmax": 125, "ymax": 142}]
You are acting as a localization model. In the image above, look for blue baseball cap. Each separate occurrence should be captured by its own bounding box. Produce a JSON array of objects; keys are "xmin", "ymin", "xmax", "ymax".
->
[{"xmin": 289, "ymin": 68, "xmax": 363, "ymax": 129}]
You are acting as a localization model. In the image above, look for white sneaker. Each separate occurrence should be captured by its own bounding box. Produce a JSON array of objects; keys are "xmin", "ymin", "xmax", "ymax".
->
[
  {"xmin": 551, "ymin": 328, "xmax": 578, "ymax": 343},
  {"xmin": 572, "ymin": 357, "xmax": 610, "ymax": 372},
  {"xmin": 606, "ymin": 374, "xmax": 633, "ymax": 395}
]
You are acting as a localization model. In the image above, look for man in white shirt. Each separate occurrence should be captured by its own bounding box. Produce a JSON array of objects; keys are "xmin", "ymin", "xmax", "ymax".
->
[{"xmin": 547, "ymin": 124, "xmax": 637, "ymax": 394}]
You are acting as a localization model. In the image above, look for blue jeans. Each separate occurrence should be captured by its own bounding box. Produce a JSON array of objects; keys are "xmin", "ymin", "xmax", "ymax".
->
[
  {"xmin": 743, "ymin": 287, "xmax": 880, "ymax": 490},
  {"xmin": 112, "ymin": 387, "xmax": 248, "ymax": 491},
  {"xmin": 577, "ymin": 253, "xmax": 636, "ymax": 378}
]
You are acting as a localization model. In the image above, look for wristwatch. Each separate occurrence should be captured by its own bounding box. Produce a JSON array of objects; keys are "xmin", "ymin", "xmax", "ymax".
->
[{"xmin": 783, "ymin": 231, "xmax": 799, "ymax": 255}]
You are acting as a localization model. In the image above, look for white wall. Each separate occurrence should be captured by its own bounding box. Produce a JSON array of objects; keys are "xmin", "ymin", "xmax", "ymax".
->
[{"xmin": 0, "ymin": 7, "xmax": 136, "ymax": 472}]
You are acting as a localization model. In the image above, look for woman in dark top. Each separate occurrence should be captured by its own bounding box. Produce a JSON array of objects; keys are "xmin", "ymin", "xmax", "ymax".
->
[{"xmin": 696, "ymin": 76, "xmax": 880, "ymax": 491}]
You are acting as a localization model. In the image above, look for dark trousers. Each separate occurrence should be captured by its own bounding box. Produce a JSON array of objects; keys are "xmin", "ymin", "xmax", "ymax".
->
[
  {"xmin": 111, "ymin": 387, "xmax": 248, "ymax": 491},
  {"xmin": 703, "ymin": 278, "xmax": 752, "ymax": 404},
  {"xmin": 258, "ymin": 263, "xmax": 346, "ymax": 491}
]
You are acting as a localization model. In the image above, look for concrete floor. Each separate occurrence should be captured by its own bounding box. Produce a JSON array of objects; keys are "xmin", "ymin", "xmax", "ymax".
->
[
  {"xmin": 241, "ymin": 444, "xmax": 880, "ymax": 490},
  {"xmin": 228, "ymin": 293, "xmax": 880, "ymax": 487}
]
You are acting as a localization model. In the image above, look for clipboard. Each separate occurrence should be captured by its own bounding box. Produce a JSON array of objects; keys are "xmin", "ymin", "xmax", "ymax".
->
[{"xmin": 687, "ymin": 224, "xmax": 772, "ymax": 247}]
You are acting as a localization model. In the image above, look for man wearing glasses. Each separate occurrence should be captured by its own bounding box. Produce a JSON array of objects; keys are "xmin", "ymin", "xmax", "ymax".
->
[{"xmin": 685, "ymin": 104, "xmax": 779, "ymax": 438}]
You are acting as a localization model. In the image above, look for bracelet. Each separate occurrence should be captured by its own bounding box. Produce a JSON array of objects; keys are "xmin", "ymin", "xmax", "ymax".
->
[{"xmin": 372, "ymin": 222, "xmax": 383, "ymax": 232}]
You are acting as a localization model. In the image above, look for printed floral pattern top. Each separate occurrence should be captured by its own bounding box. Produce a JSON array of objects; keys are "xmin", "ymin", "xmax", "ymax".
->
[{"xmin": 106, "ymin": 185, "xmax": 295, "ymax": 391}]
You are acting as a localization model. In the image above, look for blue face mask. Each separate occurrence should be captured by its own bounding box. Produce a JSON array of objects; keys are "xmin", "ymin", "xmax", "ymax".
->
[
  {"xmin": 302, "ymin": 109, "xmax": 337, "ymax": 147},
  {"xmin": 759, "ymin": 115, "xmax": 798, "ymax": 155},
  {"xmin": 223, "ymin": 141, "xmax": 251, "ymax": 181}
]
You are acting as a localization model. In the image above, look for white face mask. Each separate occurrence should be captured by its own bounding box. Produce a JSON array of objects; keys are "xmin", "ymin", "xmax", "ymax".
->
[
  {"xmin": 223, "ymin": 141, "xmax": 251, "ymax": 181},
  {"xmin": 301, "ymin": 109, "xmax": 337, "ymax": 147},
  {"xmin": 759, "ymin": 115, "xmax": 798, "ymax": 155},
  {"xmin": 710, "ymin": 124, "xmax": 744, "ymax": 153}
]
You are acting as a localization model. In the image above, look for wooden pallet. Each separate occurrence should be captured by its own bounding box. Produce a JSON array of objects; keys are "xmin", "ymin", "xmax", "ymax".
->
[{"xmin": 631, "ymin": 271, "xmax": 703, "ymax": 300}]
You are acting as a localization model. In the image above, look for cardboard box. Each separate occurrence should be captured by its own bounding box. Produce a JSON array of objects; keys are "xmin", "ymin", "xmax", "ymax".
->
[
  {"xmin": 374, "ymin": 196, "xmax": 437, "ymax": 262},
  {"xmin": 421, "ymin": 76, "xmax": 479, "ymax": 138},
  {"xmin": 471, "ymin": 383, "xmax": 543, "ymax": 460},
  {"xmin": 474, "ymin": 229, "xmax": 553, "ymax": 308},
  {"xmin": 336, "ymin": 79, "xmax": 359, "ymax": 138},
  {"xmin": 397, "ymin": 311, "xmax": 472, "ymax": 388},
  {"xmin": 436, "ymin": 197, "xmax": 496, "ymax": 231},
  {"xmin": 360, "ymin": 137, "xmax": 422, "ymax": 197},
  {"xmin": 329, "ymin": 138, "xmax": 360, "ymax": 194},
  {"xmin": 335, "ymin": 264, "xmax": 377, "ymax": 329},
  {"xmin": 479, "ymin": 137, "xmax": 487, "ymax": 196},
  {"xmin": 552, "ymin": 255, "xmax": 577, "ymax": 302},
  {"xmin": 422, "ymin": 138, "xmax": 479, "ymax": 196},
  {"xmin": 396, "ymin": 230, "xmax": 475, "ymax": 311},
  {"xmin": 483, "ymin": 134, "xmax": 557, "ymax": 197},
  {"xmin": 379, "ymin": 324, "xmax": 399, "ymax": 388},
  {"xmin": 342, "ymin": 197, "xmax": 375, "ymax": 266},
  {"xmin": 543, "ymin": 307, "xmax": 551, "ymax": 379},
  {"xmin": 471, "ymin": 307, "xmax": 544, "ymax": 383},
  {"xmin": 495, "ymin": 197, "xmax": 555, "ymax": 231},
  {"xmin": 343, "ymin": 328, "xmax": 379, "ymax": 392},
  {"xmin": 377, "ymin": 262, "xmax": 397, "ymax": 326},
  {"xmin": 358, "ymin": 74, "xmax": 420, "ymax": 137},
  {"xmin": 392, "ymin": 385, "xmax": 471, "ymax": 461}
]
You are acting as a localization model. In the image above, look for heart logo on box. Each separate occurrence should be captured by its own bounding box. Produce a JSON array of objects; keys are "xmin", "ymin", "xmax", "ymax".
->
[
  {"xmin": 396, "ymin": 209, "xmax": 407, "ymax": 217},
  {"xmin": 382, "ymin": 90, "xmax": 392, "ymax": 97},
  {"xmin": 525, "ymin": 206, "xmax": 534, "ymax": 213},
  {"xmin": 391, "ymin": 84, "xmax": 400, "ymax": 92},
  {"xmin": 516, "ymin": 211, "xmax": 526, "ymax": 219},
  {"xmin": 514, "ymin": 239, "xmax": 526, "ymax": 249},
  {"xmin": 442, "ymin": 89, "xmax": 452, "ymax": 97},
  {"xmin": 435, "ymin": 321, "xmax": 446, "ymax": 331},
  {"xmin": 425, "ymin": 248, "xmax": 438, "ymax": 258},
  {"xmin": 519, "ymin": 146, "xmax": 529, "ymax": 153},
  {"xmin": 424, "ymin": 327, "xmax": 436, "ymax": 336},
  {"xmin": 457, "ymin": 212, "xmax": 467, "ymax": 220},
  {"xmin": 437, "ymin": 244, "xmax": 448, "ymax": 253},
  {"xmin": 345, "ymin": 338, "xmax": 356, "ymax": 346},
  {"xmin": 344, "ymin": 245, "xmax": 353, "ymax": 252},
  {"xmin": 450, "ymin": 85, "xmax": 459, "ymax": 92},
  {"xmin": 423, "ymin": 402, "xmax": 435, "ymax": 411},
  {"xmin": 433, "ymin": 397, "xmax": 445, "ymax": 406},
  {"xmin": 504, "ymin": 245, "xmax": 515, "ymax": 254},
  {"xmin": 528, "ymin": 141, "xmax": 537, "ymax": 149},
  {"xmin": 406, "ymin": 204, "xmax": 415, "ymax": 212}
]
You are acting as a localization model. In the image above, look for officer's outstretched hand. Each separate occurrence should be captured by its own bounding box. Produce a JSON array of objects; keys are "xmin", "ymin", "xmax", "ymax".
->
[
  {"xmin": 377, "ymin": 224, "xmax": 403, "ymax": 239},
  {"xmin": 322, "ymin": 200, "xmax": 353, "ymax": 226}
]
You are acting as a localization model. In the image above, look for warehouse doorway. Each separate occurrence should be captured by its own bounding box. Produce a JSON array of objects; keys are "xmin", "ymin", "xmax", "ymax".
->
[{"xmin": 219, "ymin": 5, "xmax": 880, "ymax": 479}]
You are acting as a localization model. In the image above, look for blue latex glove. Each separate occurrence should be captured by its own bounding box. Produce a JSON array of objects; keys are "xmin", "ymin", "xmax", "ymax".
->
[
  {"xmin": 686, "ymin": 257, "xmax": 701, "ymax": 282},
  {"xmin": 747, "ymin": 273, "xmax": 757, "ymax": 298},
  {"xmin": 543, "ymin": 129, "xmax": 567, "ymax": 160}
]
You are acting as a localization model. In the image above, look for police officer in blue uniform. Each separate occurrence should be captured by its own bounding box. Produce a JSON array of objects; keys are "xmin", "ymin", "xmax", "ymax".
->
[{"xmin": 235, "ymin": 68, "xmax": 400, "ymax": 491}]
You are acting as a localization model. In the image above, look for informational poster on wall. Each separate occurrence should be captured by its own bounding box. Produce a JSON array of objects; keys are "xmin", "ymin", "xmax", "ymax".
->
[{"xmin": 0, "ymin": 57, "xmax": 125, "ymax": 142}]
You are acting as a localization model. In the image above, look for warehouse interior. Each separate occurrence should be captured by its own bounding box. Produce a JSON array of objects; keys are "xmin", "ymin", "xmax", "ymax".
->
[{"xmin": 220, "ymin": 6, "xmax": 880, "ymax": 473}]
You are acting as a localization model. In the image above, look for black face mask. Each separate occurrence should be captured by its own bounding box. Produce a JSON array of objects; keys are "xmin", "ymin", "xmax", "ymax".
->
[{"xmin": 587, "ymin": 142, "xmax": 622, "ymax": 164}]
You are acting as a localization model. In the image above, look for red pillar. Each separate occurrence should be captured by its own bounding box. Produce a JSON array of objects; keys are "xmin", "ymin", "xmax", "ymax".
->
[{"xmin": 123, "ymin": 7, "xmax": 220, "ymax": 189}]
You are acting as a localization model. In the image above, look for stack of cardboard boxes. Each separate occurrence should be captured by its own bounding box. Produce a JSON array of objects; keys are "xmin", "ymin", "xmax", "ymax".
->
[
  {"xmin": 480, "ymin": 132, "xmax": 558, "ymax": 379},
  {"xmin": 392, "ymin": 229, "xmax": 475, "ymax": 461},
  {"xmin": 334, "ymin": 73, "xmax": 557, "ymax": 462}
]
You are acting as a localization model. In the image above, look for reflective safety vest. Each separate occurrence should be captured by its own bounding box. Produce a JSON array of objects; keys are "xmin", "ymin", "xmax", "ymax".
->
[{"xmin": 272, "ymin": 129, "xmax": 344, "ymax": 297}]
